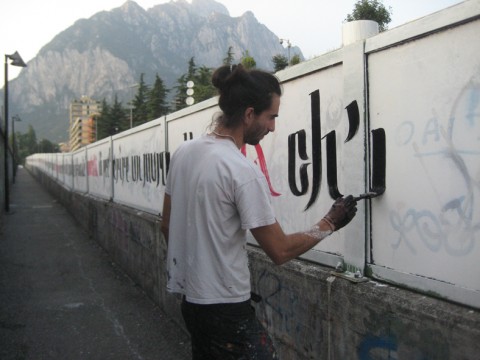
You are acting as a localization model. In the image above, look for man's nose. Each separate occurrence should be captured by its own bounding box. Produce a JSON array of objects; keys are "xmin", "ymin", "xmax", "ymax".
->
[{"xmin": 268, "ymin": 120, "xmax": 275, "ymax": 132}]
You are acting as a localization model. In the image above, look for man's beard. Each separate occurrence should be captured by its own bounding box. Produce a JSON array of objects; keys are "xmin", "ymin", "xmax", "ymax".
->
[{"xmin": 244, "ymin": 123, "xmax": 268, "ymax": 145}]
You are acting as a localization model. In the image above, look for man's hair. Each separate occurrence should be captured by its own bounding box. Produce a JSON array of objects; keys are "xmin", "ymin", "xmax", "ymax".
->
[{"xmin": 211, "ymin": 64, "xmax": 282, "ymax": 129}]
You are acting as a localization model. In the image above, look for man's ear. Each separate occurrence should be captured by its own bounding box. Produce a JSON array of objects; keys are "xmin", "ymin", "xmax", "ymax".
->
[{"xmin": 244, "ymin": 107, "xmax": 255, "ymax": 126}]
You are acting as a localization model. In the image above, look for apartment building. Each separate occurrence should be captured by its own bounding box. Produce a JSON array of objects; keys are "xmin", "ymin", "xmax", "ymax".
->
[{"xmin": 69, "ymin": 96, "xmax": 101, "ymax": 152}]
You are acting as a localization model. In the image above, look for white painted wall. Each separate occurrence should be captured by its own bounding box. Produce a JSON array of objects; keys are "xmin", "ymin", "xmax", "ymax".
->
[
  {"xmin": 368, "ymin": 18, "xmax": 480, "ymax": 298},
  {"xmin": 86, "ymin": 137, "xmax": 112, "ymax": 200}
]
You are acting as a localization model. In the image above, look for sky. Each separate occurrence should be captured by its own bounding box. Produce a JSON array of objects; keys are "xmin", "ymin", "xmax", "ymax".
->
[{"xmin": 0, "ymin": 0, "xmax": 464, "ymax": 85}]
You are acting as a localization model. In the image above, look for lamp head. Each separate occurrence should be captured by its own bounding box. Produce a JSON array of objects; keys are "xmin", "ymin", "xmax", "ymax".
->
[{"xmin": 6, "ymin": 51, "xmax": 27, "ymax": 68}]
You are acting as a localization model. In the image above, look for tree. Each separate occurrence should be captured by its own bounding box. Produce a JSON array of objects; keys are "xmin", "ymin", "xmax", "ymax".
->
[
  {"xmin": 132, "ymin": 73, "xmax": 150, "ymax": 127},
  {"xmin": 37, "ymin": 139, "xmax": 58, "ymax": 153},
  {"xmin": 290, "ymin": 54, "xmax": 301, "ymax": 66},
  {"xmin": 345, "ymin": 0, "xmax": 392, "ymax": 32},
  {"xmin": 193, "ymin": 66, "xmax": 216, "ymax": 103},
  {"xmin": 174, "ymin": 73, "xmax": 189, "ymax": 111},
  {"xmin": 147, "ymin": 73, "xmax": 170, "ymax": 120},
  {"xmin": 16, "ymin": 125, "xmax": 38, "ymax": 164},
  {"xmin": 96, "ymin": 99, "xmax": 112, "ymax": 140},
  {"xmin": 272, "ymin": 54, "xmax": 289, "ymax": 72},
  {"xmin": 173, "ymin": 57, "xmax": 197, "ymax": 111},
  {"xmin": 241, "ymin": 50, "xmax": 256, "ymax": 69},
  {"xmin": 110, "ymin": 95, "xmax": 129, "ymax": 134},
  {"xmin": 23, "ymin": 125, "xmax": 37, "ymax": 155},
  {"xmin": 223, "ymin": 46, "xmax": 235, "ymax": 65}
]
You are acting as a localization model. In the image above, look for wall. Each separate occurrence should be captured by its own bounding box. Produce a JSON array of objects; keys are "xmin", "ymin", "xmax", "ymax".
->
[
  {"xmin": 29, "ymin": 164, "xmax": 480, "ymax": 360},
  {"xmin": 26, "ymin": 1, "xmax": 480, "ymax": 359}
]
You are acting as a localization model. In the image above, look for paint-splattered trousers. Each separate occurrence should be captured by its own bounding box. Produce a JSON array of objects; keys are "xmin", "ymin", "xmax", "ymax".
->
[{"xmin": 181, "ymin": 297, "xmax": 278, "ymax": 360}]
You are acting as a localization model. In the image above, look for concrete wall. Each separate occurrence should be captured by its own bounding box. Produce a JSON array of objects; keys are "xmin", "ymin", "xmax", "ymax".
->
[
  {"xmin": 29, "ymin": 167, "xmax": 480, "ymax": 360},
  {"xmin": 26, "ymin": 1, "xmax": 480, "ymax": 358}
]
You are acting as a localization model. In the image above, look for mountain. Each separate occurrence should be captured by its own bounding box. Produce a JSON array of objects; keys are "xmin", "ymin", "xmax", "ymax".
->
[{"xmin": 4, "ymin": 0, "xmax": 302, "ymax": 143}]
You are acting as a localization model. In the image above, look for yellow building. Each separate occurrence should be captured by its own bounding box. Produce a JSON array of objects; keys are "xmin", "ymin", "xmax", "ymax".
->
[{"xmin": 69, "ymin": 96, "xmax": 101, "ymax": 152}]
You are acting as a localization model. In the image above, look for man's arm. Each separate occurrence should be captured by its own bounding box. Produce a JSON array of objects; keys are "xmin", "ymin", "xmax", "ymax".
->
[
  {"xmin": 251, "ymin": 196, "xmax": 357, "ymax": 265},
  {"xmin": 161, "ymin": 194, "xmax": 171, "ymax": 245},
  {"xmin": 251, "ymin": 219, "xmax": 334, "ymax": 265}
]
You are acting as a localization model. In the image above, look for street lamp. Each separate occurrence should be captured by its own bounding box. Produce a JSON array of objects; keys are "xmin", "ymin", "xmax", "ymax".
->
[
  {"xmin": 4, "ymin": 51, "xmax": 27, "ymax": 212},
  {"xmin": 12, "ymin": 114, "xmax": 21, "ymax": 183},
  {"xmin": 128, "ymin": 83, "xmax": 139, "ymax": 128},
  {"xmin": 279, "ymin": 38, "xmax": 292, "ymax": 63},
  {"xmin": 186, "ymin": 80, "xmax": 195, "ymax": 106}
]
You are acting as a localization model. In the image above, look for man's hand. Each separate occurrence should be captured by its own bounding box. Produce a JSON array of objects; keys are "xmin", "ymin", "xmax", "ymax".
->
[{"xmin": 322, "ymin": 195, "xmax": 357, "ymax": 231}]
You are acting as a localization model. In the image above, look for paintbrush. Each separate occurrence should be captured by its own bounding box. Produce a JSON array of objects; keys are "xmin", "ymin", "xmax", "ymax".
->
[{"xmin": 353, "ymin": 192, "xmax": 379, "ymax": 201}]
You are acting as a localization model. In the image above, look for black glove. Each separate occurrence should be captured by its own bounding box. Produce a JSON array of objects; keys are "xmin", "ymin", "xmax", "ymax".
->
[{"xmin": 323, "ymin": 195, "xmax": 357, "ymax": 231}]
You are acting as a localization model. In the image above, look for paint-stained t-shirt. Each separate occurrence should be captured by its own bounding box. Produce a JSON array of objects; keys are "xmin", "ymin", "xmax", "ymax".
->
[{"xmin": 165, "ymin": 134, "xmax": 276, "ymax": 304}]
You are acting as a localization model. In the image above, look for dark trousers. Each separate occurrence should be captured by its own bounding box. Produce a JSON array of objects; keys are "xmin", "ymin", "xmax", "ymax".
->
[{"xmin": 181, "ymin": 298, "xmax": 278, "ymax": 360}]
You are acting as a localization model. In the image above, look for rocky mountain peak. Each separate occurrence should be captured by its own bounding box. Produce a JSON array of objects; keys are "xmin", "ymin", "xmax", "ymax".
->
[{"xmin": 5, "ymin": 0, "xmax": 303, "ymax": 143}]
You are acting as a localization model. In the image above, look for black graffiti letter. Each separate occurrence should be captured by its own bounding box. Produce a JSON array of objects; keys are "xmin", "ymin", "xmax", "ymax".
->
[
  {"xmin": 160, "ymin": 151, "xmax": 170, "ymax": 186},
  {"xmin": 305, "ymin": 90, "xmax": 322, "ymax": 210},
  {"xmin": 345, "ymin": 100, "xmax": 360, "ymax": 142},
  {"xmin": 371, "ymin": 128, "xmax": 386, "ymax": 195},
  {"xmin": 183, "ymin": 132, "xmax": 193, "ymax": 141},
  {"xmin": 288, "ymin": 130, "xmax": 310, "ymax": 196},
  {"xmin": 287, "ymin": 90, "xmax": 323, "ymax": 210},
  {"xmin": 325, "ymin": 131, "xmax": 343, "ymax": 199}
]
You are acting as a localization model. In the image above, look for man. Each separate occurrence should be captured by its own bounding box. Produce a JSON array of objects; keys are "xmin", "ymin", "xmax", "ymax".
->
[{"xmin": 161, "ymin": 64, "xmax": 357, "ymax": 359}]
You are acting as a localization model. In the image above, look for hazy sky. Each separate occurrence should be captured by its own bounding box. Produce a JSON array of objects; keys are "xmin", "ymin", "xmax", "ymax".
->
[{"xmin": 1, "ymin": 0, "xmax": 463, "ymax": 84}]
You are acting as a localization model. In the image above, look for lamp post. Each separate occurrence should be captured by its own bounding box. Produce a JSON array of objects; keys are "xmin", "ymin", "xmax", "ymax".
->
[
  {"xmin": 279, "ymin": 38, "xmax": 292, "ymax": 63},
  {"xmin": 4, "ymin": 51, "xmax": 27, "ymax": 212},
  {"xmin": 128, "ymin": 83, "xmax": 139, "ymax": 128},
  {"xmin": 12, "ymin": 114, "xmax": 21, "ymax": 183}
]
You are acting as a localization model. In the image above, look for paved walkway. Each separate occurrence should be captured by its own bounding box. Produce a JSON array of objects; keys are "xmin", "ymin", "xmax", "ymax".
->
[{"xmin": 0, "ymin": 167, "xmax": 191, "ymax": 360}]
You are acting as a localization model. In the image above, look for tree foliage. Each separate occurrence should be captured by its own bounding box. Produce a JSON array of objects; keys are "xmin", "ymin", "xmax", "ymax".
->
[
  {"xmin": 241, "ymin": 50, "xmax": 256, "ymax": 69},
  {"xmin": 14, "ymin": 125, "xmax": 59, "ymax": 164},
  {"xmin": 96, "ymin": 72, "xmax": 170, "ymax": 140},
  {"xmin": 109, "ymin": 95, "xmax": 129, "ymax": 133},
  {"xmin": 290, "ymin": 54, "xmax": 301, "ymax": 66},
  {"xmin": 147, "ymin": 74, "xmax": 170, "ymax": 120},
  {"xmin": 173, "ymin": 57, "xmax": 216, "ymax": 111},
  {"xmin": 96, "ymin": 99, "xmax": 111, "ymax": 140},
  {"xmin": 272, "ymin": 54, "xmax": 289, "ymax": 72},
  {"xmin": 345, "ymin": 0, "xmax": 392, "ymax": 32},
  {"xmin": 223, "ymin": 46, "xmax": 235, "ymax": 66},
  {"xmin": 90, "ymin": 47, "xmax": 259, "ymax": 142},
  {"xmin": 131, "ymin": 73, "xmax": 150, "ymax": 127},
  {"xmin": 37, "ymin": 138, "xmax": 58, "ymax": 153},
  {"xmin": 96, "ymin": 95, "xmax": 128, "ymax": 141},
  {"xmin": 272, "ymin": 52, "xmax": 302, "ymax": 72}
]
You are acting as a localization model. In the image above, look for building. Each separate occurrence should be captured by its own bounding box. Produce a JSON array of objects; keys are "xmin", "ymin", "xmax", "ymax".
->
[{"xmin": 69, "ymin": 96, "xmax": 101, "ymax": 152}]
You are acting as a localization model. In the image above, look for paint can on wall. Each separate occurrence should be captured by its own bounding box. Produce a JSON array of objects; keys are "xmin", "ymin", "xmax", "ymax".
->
[{"xmin": 342, "ymin": 20, "xmax": 379, "ymax": 46}]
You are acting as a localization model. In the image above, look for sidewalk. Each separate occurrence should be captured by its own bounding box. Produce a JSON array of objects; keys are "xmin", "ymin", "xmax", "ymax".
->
[{"xmin": 0, "ymin": 167, "xmax": 191, "ymax": 360}]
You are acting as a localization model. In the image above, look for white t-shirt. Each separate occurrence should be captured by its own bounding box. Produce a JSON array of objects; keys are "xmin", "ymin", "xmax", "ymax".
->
[{"xmin": 165, "ymin": 134, "xmax": 276, "ymax": 304}]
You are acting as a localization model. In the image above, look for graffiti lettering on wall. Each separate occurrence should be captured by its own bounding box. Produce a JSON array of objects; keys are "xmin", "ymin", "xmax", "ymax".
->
[
  {"xmin": 289, "ymin": 90, "xmax": 386, "ymax": 210},
  {"xmin": 257, "ymin": 269, "xmax": 302, "ymax": 335},
  {"xmin": 58, "ymin": 163, "xmax": 73, "ymax": 176},
  {"xmin": 177, "ymin": 90, "xmax": 387, "ymax": 208},
  {"xmin": 389, "ymin": 79, "xmax": 479, "ymax": 256},
  {"xmin": 73, "ymin": 159, "xmax": 86, "ymax": 177},
  {"xmin": 358, "ymin": 334, "xmax": 397, "ymax": 360},
  {"xmin": 86, "ymin": 153, "xmax": 111, "ymax": 178},
  {"xmin": 112, "ymin": 152, "xmax": 170, "ymax": 187}
]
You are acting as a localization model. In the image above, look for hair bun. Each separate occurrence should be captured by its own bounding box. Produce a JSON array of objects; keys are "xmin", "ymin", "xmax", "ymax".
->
[{"xmin": 211, "ymin": 64, "xmax": 244, "ymax": 92}]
